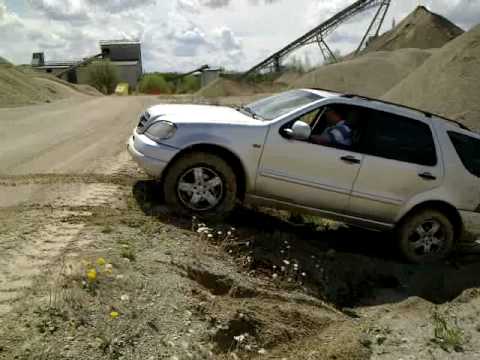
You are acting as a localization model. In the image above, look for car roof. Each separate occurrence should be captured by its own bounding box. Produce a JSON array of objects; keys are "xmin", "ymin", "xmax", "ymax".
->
[{"xmin": 303, "ymin": 88, "xmax": 471, "ymax": 132}]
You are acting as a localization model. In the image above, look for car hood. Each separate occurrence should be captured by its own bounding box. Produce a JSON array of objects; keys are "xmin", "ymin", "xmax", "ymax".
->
[{"xmin": 146, "ymin": 104, "xmax": 261, "ymax": 126}]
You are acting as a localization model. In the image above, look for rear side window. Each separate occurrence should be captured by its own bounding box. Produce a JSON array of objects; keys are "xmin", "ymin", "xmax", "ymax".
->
[
  {"xmin": 362, "ymin": 111, "xmax": 437, "ymax": 166},
  {"xmin": 448, "ymin": 132, "xmax": 480, "ymax": 177}
]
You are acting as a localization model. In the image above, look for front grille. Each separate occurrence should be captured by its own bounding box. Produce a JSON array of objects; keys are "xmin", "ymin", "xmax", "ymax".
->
[{"xmin": 137, "ymin": 112, "xmax": 150, "ymax": 132}]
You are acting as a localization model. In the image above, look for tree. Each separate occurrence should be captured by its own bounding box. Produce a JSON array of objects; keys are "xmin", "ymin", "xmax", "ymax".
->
[{"xmin": 88, "ymin": 61, "xmax": 119, "ymax": 95}]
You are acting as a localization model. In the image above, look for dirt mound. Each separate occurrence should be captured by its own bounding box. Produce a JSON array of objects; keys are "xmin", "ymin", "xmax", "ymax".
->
[
  {"xmin": 197, "ymin": 78, "xmax": 287, "ymax": 97},
  {"xmin": 0, "ymin": 66, "xmax": 97, "ymax": 108},
  {"xmin": 0, "ymin": 56, "xmax": 11, "ymax": 65},
  {"xmin": 383, "ymin": 24, "xmax": 480, "ymax": 131},
  {"xmin": 275, "ymin": 71, "xmax": 304, "ymax": 86},
  {"xmin": 291, "ymin": 48, "xmax": 433, "ymax": 97},
  {"xmin": 365, "ymin": 6, "xmax": 463, "ymax": 53}
]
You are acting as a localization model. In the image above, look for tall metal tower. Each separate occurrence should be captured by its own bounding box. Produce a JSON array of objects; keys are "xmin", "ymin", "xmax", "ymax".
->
[{"xmin": 243, "ymin": 0, "xmax": 391, "ymax": 77}]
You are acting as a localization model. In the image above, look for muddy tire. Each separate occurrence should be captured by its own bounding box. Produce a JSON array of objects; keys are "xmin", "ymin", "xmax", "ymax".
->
[
  {"xmin": 163, "ymin": 152, "xmax": 237, "ymax": 220},
  {"xmin": 396, "ymin": 209, "xmax": 455, "ymax": 264}
]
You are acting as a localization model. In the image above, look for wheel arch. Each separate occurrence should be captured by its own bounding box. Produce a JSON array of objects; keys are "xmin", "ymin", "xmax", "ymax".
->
[
  {"xmin": 397, "ymin": 200, "xmax": 463, "ymax": 239},
  {"xmin": 162, "ymin": 143, "xmax": 248, "ymax": 200}
]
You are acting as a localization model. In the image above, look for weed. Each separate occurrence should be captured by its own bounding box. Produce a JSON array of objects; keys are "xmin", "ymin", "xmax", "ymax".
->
[
  {"xmin": 432, "ymin": 309, "xmax": 465, "ymax": 352},
  {"xmin": 121, "ymin": 247, "xmax": 136, "ymax": 262}
]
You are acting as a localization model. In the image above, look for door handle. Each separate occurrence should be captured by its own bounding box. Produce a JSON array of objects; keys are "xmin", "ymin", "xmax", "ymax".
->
[
  {"xmin": 419, "ymin": 172, "xmax": 437, "ymax": 180},
  {"xmin": 340, "ymin": 155, "xmax": 361, "ymax": 164}
]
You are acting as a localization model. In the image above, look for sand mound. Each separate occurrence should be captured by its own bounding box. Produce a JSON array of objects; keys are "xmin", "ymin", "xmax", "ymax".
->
[
  {"xmin": 197, "ymin": 78, "xmax": 287, "ymax": 97},
  {"xmin": 365, "ymin": 6, "xmax": 463, "ymax": 53},
  {"xmin": 275, "ymin": 71, "xmax": 304, "ymax": 86},
  {"xmin": 0, "ymin": 57, "xmax": 11, "ymax": 65},
  {"xmin": 291, "ymin": 48, "xmax": 433, "ymax": 97},
  {"xmin": 0, "ymin": 66, "xmax": 99, "ymax": 108},
  {"xmin": 383, "ymin": 24, "xmax": 480, "ymax": 131}
]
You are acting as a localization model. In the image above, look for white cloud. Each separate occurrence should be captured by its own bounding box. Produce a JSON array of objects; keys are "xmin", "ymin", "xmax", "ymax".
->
[
  {"xmin": 0, "ymin": 0, "xmax": 479, "ymax": 72},
  {"xmin": 27, "ymin": 0, "xmax": 89, "ymax": 21}
]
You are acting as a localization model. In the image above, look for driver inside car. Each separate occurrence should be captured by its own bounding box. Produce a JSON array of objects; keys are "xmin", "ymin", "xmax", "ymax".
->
[{"xmin": 310, "ymin": 107, "xmax": 353, "ymax": 147}]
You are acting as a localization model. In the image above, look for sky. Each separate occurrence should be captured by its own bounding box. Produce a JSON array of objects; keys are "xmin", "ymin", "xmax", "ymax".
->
[{"xmin": 0, "ymin": 0, "xmax": 479, "ymax": 72}]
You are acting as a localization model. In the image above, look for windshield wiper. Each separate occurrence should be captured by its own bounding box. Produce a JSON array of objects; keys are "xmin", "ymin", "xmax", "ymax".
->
[{"xmin": 235, "ymin": 105, "xmax": 263, "ymax": 120}]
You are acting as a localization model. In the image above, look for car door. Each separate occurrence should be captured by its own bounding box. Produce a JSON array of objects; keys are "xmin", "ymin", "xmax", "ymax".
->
[
  {"xmin": 349, "ymin": 109, "xmax": 443, "ymax": 223},
  {"xmin": 255, "ymin": 106, "xmax": 364, "ymax": 214}
]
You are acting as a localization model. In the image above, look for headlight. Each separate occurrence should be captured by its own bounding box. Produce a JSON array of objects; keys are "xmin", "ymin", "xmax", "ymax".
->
[{"xmin": 145, "ymin": 121, "xmax": 177, "ymax": 141}]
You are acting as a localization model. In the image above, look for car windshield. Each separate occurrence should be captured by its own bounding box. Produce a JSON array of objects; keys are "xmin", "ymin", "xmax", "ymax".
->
[{"xmin": 245, "ymin": 90, "xmax": 323, "ymax": 120}]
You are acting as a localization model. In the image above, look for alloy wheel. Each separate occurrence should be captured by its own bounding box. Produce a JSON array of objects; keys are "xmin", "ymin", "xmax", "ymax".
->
[
  {"xmin": 177, "ymin": 166, "xmax": 224, "ymax": 211},
  {"xmin": 408, "ymin": 219, "xmax": 446, "ymax": 257}
]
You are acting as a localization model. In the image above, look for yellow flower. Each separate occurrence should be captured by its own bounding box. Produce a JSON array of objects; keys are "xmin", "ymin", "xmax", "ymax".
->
[
  {"xmin": 86, "ymin": 268, "xmax": 97, "ymax": 282},
  {"xmin": 96, "ymin": 257, "xmax": 106, "ymax": 266},
  {"xmin": 110, "ymin": 311, "xmax": 120, "ymax": 319}
]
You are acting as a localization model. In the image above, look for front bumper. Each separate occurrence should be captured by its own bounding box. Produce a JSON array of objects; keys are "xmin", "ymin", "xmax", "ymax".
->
[
  {"xmin": 127, "ymin": 131, "xmax": 179, "ymax": 178},
  {"xmin": 460, "ymin": 210, "xmax": 480, "ymax": 243}
]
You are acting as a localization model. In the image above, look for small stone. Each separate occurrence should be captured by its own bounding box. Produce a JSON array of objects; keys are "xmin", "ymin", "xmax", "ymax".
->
[
  {"xmin": 376, "ymin": 334, "xmax": 387, "ymax": 345},
  {"xmin": 360, "ymin": 335, "xmax": 372, "ymax": 348},
  {"xmin": 326, "ymin": 249, "xmax": 336, "ymax": 258}
]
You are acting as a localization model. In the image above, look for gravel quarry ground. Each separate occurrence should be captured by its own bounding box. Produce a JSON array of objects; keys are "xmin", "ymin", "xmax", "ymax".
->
[{"xmin": 1, "ymin": 95, "xmax": 480, "ymax": 360}]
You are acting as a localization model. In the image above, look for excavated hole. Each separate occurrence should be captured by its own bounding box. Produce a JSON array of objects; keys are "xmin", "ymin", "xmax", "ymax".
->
[
  {"xmin": 211, "ymin": 314, "xmax": 260, "ymax": 353},
  {"xmin": 186, "ymin": 266, "xmax": 234, "ymax": 296},
  {"xmin": 185, "ymin": 265, "xmax": 259, "ymax": 298}
]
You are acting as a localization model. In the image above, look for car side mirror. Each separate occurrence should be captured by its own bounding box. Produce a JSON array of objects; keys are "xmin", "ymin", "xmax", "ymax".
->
[{"xmin": 283, "ymin": 121, "xmax": 311, "ymax": 141}]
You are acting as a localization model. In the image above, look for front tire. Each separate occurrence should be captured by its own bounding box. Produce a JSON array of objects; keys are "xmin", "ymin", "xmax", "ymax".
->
[
  {"xmin": 163, "ymin": 152, "xmax": 237, "ymax": 219},
  {"xmin": 396, "ymin": 209, "xmax": 455, "ymax": 264}
]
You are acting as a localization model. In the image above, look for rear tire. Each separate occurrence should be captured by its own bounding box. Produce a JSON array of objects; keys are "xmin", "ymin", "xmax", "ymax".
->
[
  {"xmin": 163, "ymin": 152, "xmax": 237, "ymax": 220},
  {"xmin": 396, "ymin": 209, "xmax": 455, "ymax": 264}
]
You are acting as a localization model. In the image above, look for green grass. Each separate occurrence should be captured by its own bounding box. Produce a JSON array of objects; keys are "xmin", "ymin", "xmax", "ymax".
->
[{"xmin": 432, "ymin": 309, "xmax": 465, "ymax": 352}]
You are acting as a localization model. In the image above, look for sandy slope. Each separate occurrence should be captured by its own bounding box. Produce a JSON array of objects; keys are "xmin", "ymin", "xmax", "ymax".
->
[{"xmin": 383, "ymin": 24, "xmax": 480, "ymax": 131}]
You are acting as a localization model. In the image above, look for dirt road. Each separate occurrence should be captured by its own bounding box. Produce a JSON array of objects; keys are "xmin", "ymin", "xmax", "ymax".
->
[
  {"xmin": 0, "ymin": 96, "xmax": 156, "ymax": 175},
  {"xmin": 0, "ymin": 95, "xmax": 157, "ymax": 315}
]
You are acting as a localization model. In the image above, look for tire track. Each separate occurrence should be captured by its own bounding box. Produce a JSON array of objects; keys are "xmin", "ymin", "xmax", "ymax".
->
[{"xmin": 0, "ymin": 156, "xmax": 139, "ymax": 316}]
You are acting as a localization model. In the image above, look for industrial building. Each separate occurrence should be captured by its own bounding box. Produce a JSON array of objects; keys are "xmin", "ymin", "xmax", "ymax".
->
[{"xmin": 31, "ymin": 39, "xmax": 143, "ymax": 90}]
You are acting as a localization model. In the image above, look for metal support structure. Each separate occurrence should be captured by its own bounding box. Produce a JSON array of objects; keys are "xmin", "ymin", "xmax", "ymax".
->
[
  {"xmin": 316, "ymin": 35, "xmax": 337, "ymax": 63},
  {"xmin": 56, "ymin": 53, "xmax": 102, "ymax": 78},
  {"xmin": 355, "ymin": 0, "xmax": 391, "ymax": 54},
  {"xmin": 243, "ymin": 0, "xmax": 390, "ymax": 77},
  {"xmin": 171, "ymin": 65, "xmax": 210, "ymax": 81}
]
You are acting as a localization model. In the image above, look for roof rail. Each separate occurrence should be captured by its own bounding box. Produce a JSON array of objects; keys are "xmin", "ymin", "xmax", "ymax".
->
[{"xmin": 342, "ymin": 93, "xmax": 470, "ymax": 131}]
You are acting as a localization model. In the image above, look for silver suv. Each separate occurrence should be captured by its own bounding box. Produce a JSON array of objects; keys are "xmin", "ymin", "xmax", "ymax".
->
[{"xmin": 128, "ymin": 89, "xmax": 480, "ymax": 263}]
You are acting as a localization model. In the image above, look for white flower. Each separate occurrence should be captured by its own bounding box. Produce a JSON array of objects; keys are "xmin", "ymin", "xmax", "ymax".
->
[
  {"xmin": 227, "ymin": 231, "xmax": 232, "ymax": 236},
  {"xmin": 105, "ymin": 263, "xmax": 113, "ymax": 271},
  {"xmin": 283, "ymin": 260, "xmax": 290, "ymax": 265},
  {"xmin": 272, "ymin": 273, "xmax": 278, "ymax": 279},
  {"xmin": 208, "ymin": 234, "xmax": 213, "ymax": 238},
  {"xmin": 258, "ymin": 348, "xmax": 267, "ymax": 355},
  {"xmin": 280, "ymin": 266, "xmax": 286, "ymax": 272},
  {"xmin": 301, "ymin": 272, "xmax": 307, "ymax": 277},
  {"xmin": 234, "ymin": 334, "xmax": 247, "ymax": 343},
  {"xmin": 197, "ymin": 227, "xmax": 210, "ymax": 233},
  {"xmin": 120, "ymin": 294, "xmax": 130, "ymax": 301}
]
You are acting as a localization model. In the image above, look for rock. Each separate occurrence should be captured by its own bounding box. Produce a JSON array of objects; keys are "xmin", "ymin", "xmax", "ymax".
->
[
  {"xmin": 376, "ymin": 334, "xmax": 387, "ymax": 345},
  {"xmin": 360, "ymin": 335, "xmax": 372, "ymax": 348},
  {"xmin": 326, "ymin": 249, "xmax": 336, "ymax": 259}
]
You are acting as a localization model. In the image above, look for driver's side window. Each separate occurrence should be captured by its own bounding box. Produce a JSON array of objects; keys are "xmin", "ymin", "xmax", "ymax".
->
[{"xmin": 296, "ymin": 109, "xmax": 321, "ymax": 127}]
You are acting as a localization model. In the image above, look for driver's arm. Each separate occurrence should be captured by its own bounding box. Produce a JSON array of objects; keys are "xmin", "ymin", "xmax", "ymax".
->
[{"xmin": 310, "ymin": 133, "xmax": 332, "ymax": 145}]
